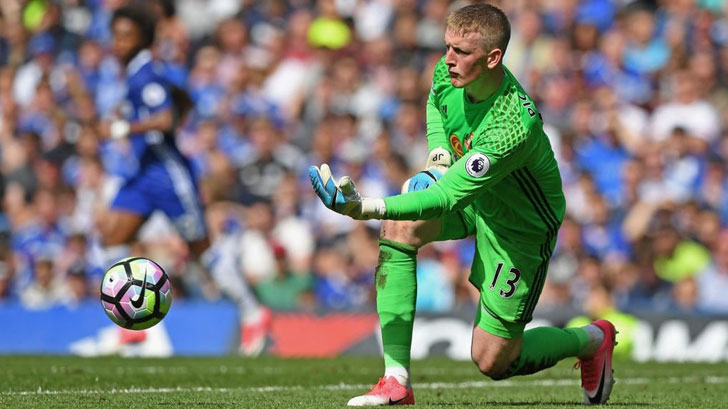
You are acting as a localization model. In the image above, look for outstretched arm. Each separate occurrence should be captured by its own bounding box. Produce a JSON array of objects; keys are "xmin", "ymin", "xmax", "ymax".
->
[
  {"xmin": 309, "ymin": 164, "xmax": 386, "ymax": 220},
  {"xmin": 384, "ymin": 145, "xmax": 520, "ymax": 220},
  {"xmin": 310, "ymin": 133, "xmax": 528, "ymax": 221},
  {"xmin": 99, "ymin": 77, "xmax": 177, "ymax": 140},
  {"xmin": 99, "ymin": 109, "xmax": 173, "ymax": 140}
]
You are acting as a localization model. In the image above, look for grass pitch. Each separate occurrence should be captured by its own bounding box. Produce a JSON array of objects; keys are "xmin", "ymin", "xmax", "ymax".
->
[{"xmin": 0, "ymin": 356, "xmax": 725, "ymax": 408}]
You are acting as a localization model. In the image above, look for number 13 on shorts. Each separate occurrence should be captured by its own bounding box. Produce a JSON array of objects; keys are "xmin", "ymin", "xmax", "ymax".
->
[
  {"xmin": 489, "ymin": 262, "xmax": 521, "ymax": 298},
  {"xmin": 473, "ymin": 248, "xmax": 551, "ymax": 339}
]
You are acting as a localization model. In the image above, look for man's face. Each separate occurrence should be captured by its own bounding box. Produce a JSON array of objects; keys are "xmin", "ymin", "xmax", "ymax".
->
[
  {"xmin": 444, "ymin": 29, "xmax": 489, "ymax": 88},
  {"xmin": 111, "ymin": 17, "xmax": 142, "ymax": 64}
]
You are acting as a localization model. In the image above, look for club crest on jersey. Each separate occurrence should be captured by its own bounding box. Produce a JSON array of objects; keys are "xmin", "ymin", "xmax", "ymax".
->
[
  {"xmin": 465, "ymin": 153, "xmax": 490, "ymax": 178},
  {"xmin": 449, "ymin": 134, "xmax": 464, "ymax": 158},
  {"xmin": 142, "ymin": 82, "xmax": 167, "ymax": 107}
]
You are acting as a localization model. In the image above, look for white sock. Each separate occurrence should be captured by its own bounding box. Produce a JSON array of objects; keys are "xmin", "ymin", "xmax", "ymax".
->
[
  {"xmin": 201, "ymin": 233, "xmax": 261, "ymax": 323},
  {"xmin": 384, "ymin": 367, "xmax": 410, "ymax": 387},
  {"xmin": 579, "ymin": 324, "xmax": 605, "ymax": 358}
]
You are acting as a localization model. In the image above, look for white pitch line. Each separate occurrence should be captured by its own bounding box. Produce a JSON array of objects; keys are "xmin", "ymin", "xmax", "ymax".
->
[{"xmin": 2, "ymin": 376, "xmax": 727, "ymax": 396}]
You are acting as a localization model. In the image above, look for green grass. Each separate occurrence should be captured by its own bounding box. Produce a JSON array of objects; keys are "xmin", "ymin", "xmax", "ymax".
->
[{"xmin": 0, "ymin": 356, "xmax": 725, "ymax": 408}]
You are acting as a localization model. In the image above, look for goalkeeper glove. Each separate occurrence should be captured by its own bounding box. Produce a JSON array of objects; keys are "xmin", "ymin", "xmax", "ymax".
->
[
  {"xmin": 401, "ymin": 168, "xmax": 443, "ymax": 193},
  {"xmin": 424, "ymin": 147, "xmax": 452, "ymax": 174},
  {"xmin": 309, "ymin": 164, "xmax": 386, "ymax": 220},
  {"xmin": 401, "ymin": 147, "xmax": 452, "ymax": 193}
]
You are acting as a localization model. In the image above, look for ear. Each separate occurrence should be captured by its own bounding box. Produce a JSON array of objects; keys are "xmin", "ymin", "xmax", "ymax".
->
[{"xmin": 486, "ymin": 48, "xmax": 503, "ymax": 69}]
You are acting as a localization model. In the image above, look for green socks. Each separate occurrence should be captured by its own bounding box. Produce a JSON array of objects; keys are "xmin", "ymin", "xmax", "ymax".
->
[
  {"xmin": 376, "ymin": 239, "xmax": 418, "ymax": 377},
  {"xmin": 493, "ymin": 327, "xmax": 590, "ymax": 380}
]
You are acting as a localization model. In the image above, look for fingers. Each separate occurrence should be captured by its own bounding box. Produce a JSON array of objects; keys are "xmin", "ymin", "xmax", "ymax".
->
[
  {"xmin": 309, "ymin": 163, "xmax": 362, "ymax": 214},
  {"xmin": 338, "ymin": 176, "xmax": 354, "ymax": 195},
  {"xmin": 309, "ymin": 164, "xmax": 333, "ymax": 187},
  {"xmin": 310, "ymin": 163, "xmax": 342, "ymax": 210},
  {"xmin": 319, "ymin": 163, "xmax": 332, "ymax": 181},
  {"xmin": 308, "ymin": 165, "xmax": 330, "ymax": 205},
  {"xmin": 308, "ymin": 165, "xmax": 323, "ymax": 187},
  {"xmin": 426, "ymin": 147, "xmax": 453, "ymax": 168}
]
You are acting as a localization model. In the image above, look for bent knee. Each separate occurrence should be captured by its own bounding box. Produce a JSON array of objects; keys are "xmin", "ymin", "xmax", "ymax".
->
[
  {"xmin": 472, "ymin": 357, "xmax": 513, "ymax": 380},
  {"xmin": 471, "ymin": 350, "xmax": 515, "ymax": 380},
  {"xmin": 380, "ymin": 219, "xmax": 437, "ymax": 248}
]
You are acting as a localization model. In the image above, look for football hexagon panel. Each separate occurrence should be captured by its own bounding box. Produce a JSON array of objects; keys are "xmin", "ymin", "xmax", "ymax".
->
[
  {"xmin": 158, "ymin": 289, "xmax": 172, "ymax": 315},
  {"xmin": 101, "ymin": 266, "xmax": 128, "ymax": 299},
  {"xmin": 118, "ymin": 284, "xmax": 155, "ymax": 320},
  {"xmin": 158, "ymin": 286, "xmax": 172, "ymax": 315},
  {"xmin": 147, "ymin": 260, "xmax": 166, "ymax": 284},
  {"xmin": 129, "ymin": 315, "xmax": 162, "ymax": 330},
  {"xmin": 102, "ymin": 300, "xmax": 125, "ymax": 326},
  {"xmin": 129, "ymin": 258, "xmax": 160, "ymax": 283}
]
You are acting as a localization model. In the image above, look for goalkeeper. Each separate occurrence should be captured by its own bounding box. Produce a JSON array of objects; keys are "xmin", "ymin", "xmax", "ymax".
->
[{"xmin": 310, "ymin": 4, "xmax": 616, "ymax": 406}]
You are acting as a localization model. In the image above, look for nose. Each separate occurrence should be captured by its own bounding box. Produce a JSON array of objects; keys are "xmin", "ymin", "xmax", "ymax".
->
[
  {"xmin": 444, "ymin": 47, "xmax": 455, "ymax": 66},
  {"xmin": 445, "ymin": 48, "xmax": 455, "ymax": 67}
]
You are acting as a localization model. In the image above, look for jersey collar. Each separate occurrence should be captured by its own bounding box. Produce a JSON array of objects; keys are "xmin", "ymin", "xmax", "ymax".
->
[
  {"xmin": 126, "ymin": 49, "xmax": 152, "ymax": 78},
  {"xmin": 463, "ymin": 67, "xmax": 509, "ymax": 109}
]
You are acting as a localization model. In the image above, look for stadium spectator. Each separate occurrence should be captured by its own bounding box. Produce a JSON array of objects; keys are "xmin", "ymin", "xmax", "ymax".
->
[
  {"xmin": 650, "ymin": 70, "xmax": 721, "ymax": 143},
  {"xmin": 696, "ymin": 230, "xmax": 728, "ymax": 313},
  {"xmin": 254, "ymin": 243, "xmax": 315, "ymax": 311},
  {"xmin": 415, "ymin": 244, "xmax": 455, "ymax": 313},
  {"xmin": 670, "ymin": 277, "xmax": 699, "ymax": 314},
  {"xmin": 0, "ymin": 233, "xmax": 12, "ymax": 302},
  {"xmin": 313, "ymin": 240, "xmax": 373, "ymax": 311},
  {"xmin": 19, "ymin": 252, "xmax": 71, "ymax": 309}
]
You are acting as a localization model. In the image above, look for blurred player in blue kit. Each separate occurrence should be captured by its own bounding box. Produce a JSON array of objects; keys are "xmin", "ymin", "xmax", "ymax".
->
[{"xmin": 97, "ymin": 4, "xmax": 269, "ymax": 355}]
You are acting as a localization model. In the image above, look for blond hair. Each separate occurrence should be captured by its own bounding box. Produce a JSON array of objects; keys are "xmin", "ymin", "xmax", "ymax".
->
[{"xmin": 446, "ymin": 3, "xmax": 511, "ymax": 54}]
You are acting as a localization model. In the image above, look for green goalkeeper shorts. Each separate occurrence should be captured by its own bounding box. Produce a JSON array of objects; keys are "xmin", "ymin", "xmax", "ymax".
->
[{"xmin": 437, "ymin": 205, "xmax": 556, "ymax": 339}]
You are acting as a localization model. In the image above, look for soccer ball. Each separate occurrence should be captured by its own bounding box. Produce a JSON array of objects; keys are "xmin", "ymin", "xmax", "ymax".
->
[{"xmin": 100, "ymin": 257, "xmax": 172, "ymax": 330}]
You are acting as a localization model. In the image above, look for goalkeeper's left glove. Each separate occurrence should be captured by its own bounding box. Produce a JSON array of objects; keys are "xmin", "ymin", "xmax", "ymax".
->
[
  {"xmin": 424, "ymin": 147, "xmax": 452, "ymax": 174},
  {"xmin": 400, "ymin": 147, "xmax": 452, "ymax": 193},
  {"xmin": 309, "ymin": 164, "xmax": 386, "ymax": 220}
]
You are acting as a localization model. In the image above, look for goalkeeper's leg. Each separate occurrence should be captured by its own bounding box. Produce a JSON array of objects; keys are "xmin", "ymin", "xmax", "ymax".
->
[
  {"xmin": 470, "ymin": 316, "xmax": 615, "ymax": 404},
  {"xmin": 469, "ymin": 233, "xmax": 616, "ymax": 404},
  {"xmin": 347, "ymin": 169, "xmax": 470, "ymax": 406},
  {"xmin": 349, "ymin": 203, "xmax": 478, "ymax": 406},
  {"xmin": 347, "ymin": 218, "xmax": 440, "ymax": 406}
]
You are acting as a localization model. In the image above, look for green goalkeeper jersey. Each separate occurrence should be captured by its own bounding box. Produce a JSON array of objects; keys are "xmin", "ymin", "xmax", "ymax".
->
[{"xmin": 384, "ymin": 58, "xmax": 565, "ymax": 243}]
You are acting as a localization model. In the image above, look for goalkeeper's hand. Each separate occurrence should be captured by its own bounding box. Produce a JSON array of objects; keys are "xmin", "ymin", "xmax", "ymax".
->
[
  {"xmin": 424, "ymin": 147, "xmax": 452, "ymax": 174},
  {"xmin": 401, "ymin": 168, "xmax": 443, "ymax": 193},
  {"xmin": 309, "ymin": 164, "xmax": 386, "ymax": 220},
  {"xmin": 401, "ymin": 147, "xmax": 452, "ymax": 193}
]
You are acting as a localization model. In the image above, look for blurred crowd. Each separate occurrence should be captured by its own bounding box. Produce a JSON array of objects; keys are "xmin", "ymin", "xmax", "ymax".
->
[{"xmin": 0, "ymin": 0, "xmax": 727, "ymax": 318}]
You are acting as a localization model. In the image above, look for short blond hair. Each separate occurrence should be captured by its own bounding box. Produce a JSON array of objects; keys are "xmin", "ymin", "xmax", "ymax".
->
[{"xmin": 446, "ymin": 3, "xmax": 511, "ymax": 54}]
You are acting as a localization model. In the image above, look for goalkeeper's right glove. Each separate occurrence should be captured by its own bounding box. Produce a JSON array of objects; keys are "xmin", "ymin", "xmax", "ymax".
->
[{"xmin": 309, "ymin": 164, "xmax": 386, "ymax": 220}]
